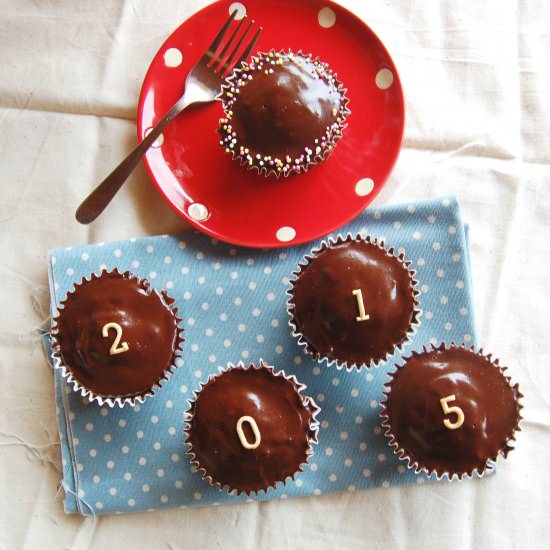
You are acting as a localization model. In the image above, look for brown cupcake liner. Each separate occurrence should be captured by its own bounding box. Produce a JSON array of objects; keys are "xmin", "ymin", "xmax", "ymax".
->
[
  {"xmin": 287, "ymin": 233, "xmax": 422, "ymax": 371},
  {"xmin": 218, "ymin": 49, "xmax": 351, "ymax": 178},
  {"xmin": 50, "ymin": 269, "xmax": 184, "ymax": 408},
  {"xmin": 184, "ymin": 360, "xmax": 321, "ymax": 496},
  {"xmin": 379, "ymin": 341, "xmax": 524, "ymax": 481}
]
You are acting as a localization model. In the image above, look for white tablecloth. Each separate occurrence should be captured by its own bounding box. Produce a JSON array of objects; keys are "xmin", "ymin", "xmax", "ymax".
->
[{"xmin": 1, "ymin": 1, "xmax": 549, "ymax": 548}]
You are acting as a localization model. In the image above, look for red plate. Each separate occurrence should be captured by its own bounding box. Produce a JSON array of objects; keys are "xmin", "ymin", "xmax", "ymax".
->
[{"xmin": 137, "ymin": 0, "xmax": 404, "ymax": 248}]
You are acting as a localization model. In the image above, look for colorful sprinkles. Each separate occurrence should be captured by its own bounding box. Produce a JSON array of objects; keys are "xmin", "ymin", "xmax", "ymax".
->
[{"xmin": 218, "ymin": 50, "xmax": 350, "ymax": 178}]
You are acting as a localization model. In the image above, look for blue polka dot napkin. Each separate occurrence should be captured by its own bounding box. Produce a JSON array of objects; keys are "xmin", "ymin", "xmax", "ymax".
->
[{"xmin": 45, "ymin": 196, "xmax": 477, "ymax": 516}]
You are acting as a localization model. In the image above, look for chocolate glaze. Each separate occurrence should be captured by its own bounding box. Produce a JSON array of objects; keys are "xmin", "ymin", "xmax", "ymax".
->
[
  {"xmin": 53, "ymin": 271, "xmax": 181, "ymax": 397},
  {"xmin": 219, "ymin": 51, "xmax": 349, "ymax": 177},
  {"xmin": 186, "ymin": 365, "xmax": 319, "ymax": 494},
  {"xmin": 232, "ymin": 55, "xmax": 339, "ymax": 157},
  {"xmin": 383, "ymin": 345, "xmax": 522, "ymax": 476},
  {"xmin": 290, "ymin": 238, "xmax": 419, "ymax": 366}
]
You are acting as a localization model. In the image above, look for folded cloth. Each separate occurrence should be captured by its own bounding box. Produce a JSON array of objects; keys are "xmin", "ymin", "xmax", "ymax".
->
[{"xmin": 44, "ymin": 196, "xmax": 477, "ymax": 516}]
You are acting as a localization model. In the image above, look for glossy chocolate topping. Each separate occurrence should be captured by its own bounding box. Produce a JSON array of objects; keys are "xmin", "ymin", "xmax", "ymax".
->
[
  {"xmin": 384, "ymin": 346, "xmax": 522, "ymax": 476},
  {"xmin": 186, "ymin": 366, "xmax": 318, "ymax": 493},
  {"xmin": 219, "ymin": 51, "xmax": 349, "ymax": 176},
  {"xmin": 291, "ymin": 239, "xmax": 418, "ymax": 366},
  {"xmin": 231, "ymin": 55, "xmax": 340, "ymax": 157},
  {"xmin": 54, "ymin": 272, "xmax": 180, "ymax": 397}
]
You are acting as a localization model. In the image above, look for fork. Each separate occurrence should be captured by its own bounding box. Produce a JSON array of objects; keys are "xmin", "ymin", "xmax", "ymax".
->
[{"xmin": 75, "ymin": 11, "xmax": 262, "ymax": 224}]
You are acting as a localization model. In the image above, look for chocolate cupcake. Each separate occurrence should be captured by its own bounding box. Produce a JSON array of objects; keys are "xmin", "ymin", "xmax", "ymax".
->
[
  {"xmin": 51, "ymin": 270, "xmax": 184, "ymax": 407},
  {"xmin": 218, "ymin": 50, "xmax": 350, "ymax": 177},
  {"xmin": 184, "ymin": 361, "xmax": 320, "ymax": 495},
  {"xmin": 288, "ymin": 234, "xmax": 421, "ymax": 369},
  {"xmin": 380, "ymin": 343, "xmax": 523, "ymax": 480}
]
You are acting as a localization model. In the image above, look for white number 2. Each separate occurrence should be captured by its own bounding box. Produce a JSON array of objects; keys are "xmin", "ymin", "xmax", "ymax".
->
[
  {"xmin": 439, "ymin": 394, "xmax": 464, "ymax": 430},
  {"xmin": 102, "ymin": 322, "xmax": 130, "ymax": 355}
]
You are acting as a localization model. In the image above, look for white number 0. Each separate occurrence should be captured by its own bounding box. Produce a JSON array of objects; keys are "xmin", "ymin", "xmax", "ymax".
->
[
  {"xmin": 102, "ymin": 322, "xmax": 130, "ymax": 355},
  {"xmin": 439, "ymin": 394, "xmax": 464, "ymax": 430}
]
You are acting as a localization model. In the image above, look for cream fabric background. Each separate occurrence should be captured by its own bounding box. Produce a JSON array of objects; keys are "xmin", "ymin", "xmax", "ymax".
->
[{"xmin": 1, "ymin": 1, "xmax": 549, "ymax": 548}]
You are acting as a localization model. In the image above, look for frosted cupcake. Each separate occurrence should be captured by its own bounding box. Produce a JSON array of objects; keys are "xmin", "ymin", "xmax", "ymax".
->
[
  {"xmin": 185, "ymin": 361, "xmax": 320, "ymax": 494},
  {"xmin": 218, "ymin": 50, "xmax": 350, "ymax": 177},
  {"xmin": 288, "ymin": 234, "xmax": 421, "ymax": 369},
  {"xmin": 50, "ymin": 269, "xmax": 184, "ymax": 407},
  {"xmin": 380, "ymin": 343, "xmax": 523, "ymax": 479}
]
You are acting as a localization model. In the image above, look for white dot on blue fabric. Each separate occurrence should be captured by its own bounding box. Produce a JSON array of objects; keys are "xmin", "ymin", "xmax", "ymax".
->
[{"xmin": 48, "ymin": 196, "xmax": 477, "ymax": 515}]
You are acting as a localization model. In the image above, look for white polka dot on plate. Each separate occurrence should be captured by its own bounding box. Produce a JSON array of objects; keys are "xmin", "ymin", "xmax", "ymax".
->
[
  {"xmin": 355, "ymin": 177, "xmax": 374, "ymax": 196},
  {"xmin": 276, "ymin": 226, "xmax": 296, "ymax": 242},
  {"xmin": 144, "ymin": 127, "xmax": 164, "ymax": 148},
  {"xmin": 375, "ymin": 68, "xmax": 394, "ymax": 89},
  {"xmin": 318, "ymin": 6, "xmax": 336, "ymax": 28},
  {"xmin": 188, "ymin": 203, "xmax": 209, "ymax": 221},
  {"xmin": 164, "ymin": 47, "xmax": 183, "ymax": 67},
  {"xmin": 229, "ymin": 2, "xmax": 246, "ymax": 19}
]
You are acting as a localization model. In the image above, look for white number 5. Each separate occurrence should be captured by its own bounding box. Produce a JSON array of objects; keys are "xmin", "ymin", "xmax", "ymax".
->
[{"xmin": 439, "ymin": 394, "xmax": 464, "ymax": 430}]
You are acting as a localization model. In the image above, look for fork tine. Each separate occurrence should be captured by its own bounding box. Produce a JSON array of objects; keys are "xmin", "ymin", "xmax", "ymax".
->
[
  {"xmin": 206, "ymin": 9, "xmax": 237, "ymax": 57},
  {"xmin": 212, "ymin": 16, "xmax": 246, "ymax": 71},
  {"xmin": 219, "ymin": 20, "xmax": 254, "ymax": 74},
  {"xmin": 234, "ymin": 26, "xmax": 263, "ymax": 69}
]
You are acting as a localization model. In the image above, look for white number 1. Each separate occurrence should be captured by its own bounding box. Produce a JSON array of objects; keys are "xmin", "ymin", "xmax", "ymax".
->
[
  {"xmin": 352, "ymin": 289, "xmax": 370, "ymax": 322},
  {"xmin": 440, "ymin": 394, "xmax": 465, "ymax": 430}
]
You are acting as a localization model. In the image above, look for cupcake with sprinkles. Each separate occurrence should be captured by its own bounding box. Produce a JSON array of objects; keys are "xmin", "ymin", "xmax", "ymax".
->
[{"xmin": 218, "ymin": 49, "xmax": 350, "ymax": 177}]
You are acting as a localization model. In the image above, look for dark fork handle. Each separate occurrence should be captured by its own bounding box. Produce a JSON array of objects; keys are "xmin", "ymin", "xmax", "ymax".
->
[{"xmin": 75, "ymin": 100, "xmax": 185, "ymax": 224}]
